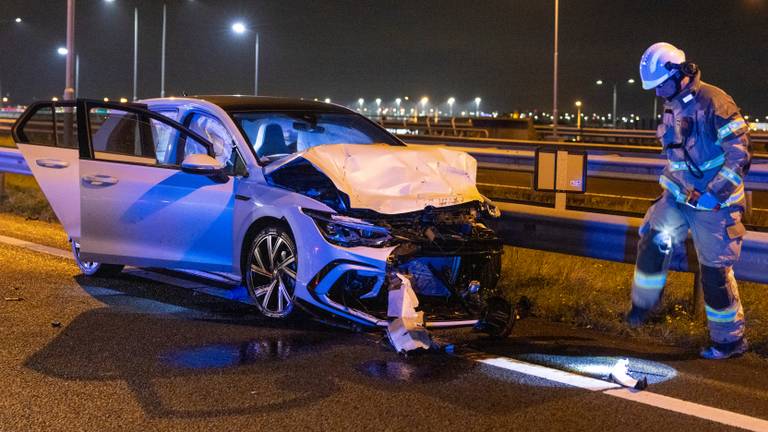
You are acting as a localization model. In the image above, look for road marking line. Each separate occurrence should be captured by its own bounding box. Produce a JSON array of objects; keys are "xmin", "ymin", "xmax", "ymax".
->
[
  {"xmin": 479, "ymin": 355, "xmax": 768, "ymax": 432},
  {"xmin": 0, "ymin": 234, "xmax": 71, "ymax": 260},
  {"xmin": 477, "ymin": 357, "xmax": 620, "ymax": 391},
  {"xmin": 604, "ymin": 388, "xmax": 768, "ymax": 432},
  {"xmin": 4, "ymin": 233, "xmax": 768, "ymax": 430}
]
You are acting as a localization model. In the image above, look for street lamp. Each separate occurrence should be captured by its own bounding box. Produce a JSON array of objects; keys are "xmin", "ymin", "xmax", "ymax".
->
[
  {"xmin": 474, "ymin": 97, "xmax": 481, "ymax": 117},
  {"xmin": 447, "ymin": 97, "xmax": 455, "ymax": 117},
  {"xmin": 375, "ymin": 98, "xmax": 382, "ymax": 115},
  {"xmin": 14, "ymin": 17, "xmax": 22, "ymax": 23},
  {"xmin": 357, "ymin": 98, "xmax": 364, "ymax": 112},
  {"xmin": 574, "ymin": 101, "xmax": 583, "ymax": 139},
  {"xmin": 57, "ymin": 47, "xmax": 68, "ymax": 56},
  {"xmin": 395, "ymin": 98, "xmax": 402, "ymax": 116},
  {"xmin": 596, "ymin": 79, "xmax": 635, "ymax": 127},
  {"xmin": 420, "ymin": 97, "xmax": 429, "ymax": 116},
  {"xmin": 231, "ymin": 21, "xmax": 259, "ymax": 96}
]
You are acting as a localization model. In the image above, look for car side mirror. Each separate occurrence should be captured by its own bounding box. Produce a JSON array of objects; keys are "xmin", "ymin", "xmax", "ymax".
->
[{"xmin": 181, "ymin": 154, "xmax": 225, "ymax": 175}]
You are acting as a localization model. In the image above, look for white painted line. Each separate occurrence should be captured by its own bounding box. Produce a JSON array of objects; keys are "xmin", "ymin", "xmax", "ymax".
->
[
  {"xmin": 480, "ymin": 355, "xmax": 768, "ymax": 432},
  {"xmin": 0, "ymin": 234, "xmax": 72, "ymax": 260},
  {"xmin": 604, "ymin": 388, "xmax": 768, "ymax": 432},
  {"xmin": 477, "ymin": 357, "xmax": 620, "ymax": 391}
]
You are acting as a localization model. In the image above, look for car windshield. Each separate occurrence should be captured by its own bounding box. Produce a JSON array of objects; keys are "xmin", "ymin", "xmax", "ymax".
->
[{"xmin": 231, "ymin": 111, "xmax": 402, "ymax": 163}]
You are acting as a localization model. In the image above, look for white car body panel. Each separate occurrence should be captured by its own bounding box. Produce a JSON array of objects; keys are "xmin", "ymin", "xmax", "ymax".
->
[
  {"xmin": 79, "ymin": 159, "xmax": 235, "ymax": 271},
  {"xmin": 16, "ymin": 144, "xmax": 81, "ymax": 239}
]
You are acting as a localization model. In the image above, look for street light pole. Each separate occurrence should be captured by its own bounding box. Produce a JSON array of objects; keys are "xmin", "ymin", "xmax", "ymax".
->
[
  {"xmin": 75, "ymin": 54, "xmax": 80, "ymax": 98},
  {"xmin": 552, "ymin": 0, "xmax": 559, "ymax": 140},
  {"xmin": 160, "ymin": 3, "xmax": 166, "ymax": 97},
  {"xmin": 133, "ymin": 7, "xmax": 138, "ymax": 101},
  {"xmin": 63, "ymin": 0, "xmax": 75, "ymax": 101},
  {"xmin": 612, "ymin": 83, "xmax": 617, "ymax": 128},
  {"xmin": 254, "ymin": 33, "xmax": 259, "ymax": 96}
]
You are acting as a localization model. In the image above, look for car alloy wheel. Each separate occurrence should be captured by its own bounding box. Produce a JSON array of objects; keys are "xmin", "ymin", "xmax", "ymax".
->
[{"xmin": 246, "ymin": 228, "xmax": 298, "ymax": 319}]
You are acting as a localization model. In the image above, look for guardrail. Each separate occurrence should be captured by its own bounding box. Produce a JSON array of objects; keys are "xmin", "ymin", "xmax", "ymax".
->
[
  {"xmin": 497, "ymin": 202, "xmax": 768, "ymax": 284},
  {"xmin": 534, "ymin": 124, "xmax": 768, "ymax": 147},
  {"xmin": 0, "ymin": 148, "xmax": 30, "ymax": 175},
  {"xmin": 401, "ymin": 135, "xmax": 768, "ymax": 191}
]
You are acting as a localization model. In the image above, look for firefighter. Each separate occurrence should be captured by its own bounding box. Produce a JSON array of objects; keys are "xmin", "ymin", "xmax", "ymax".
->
[{"xmin": 627, "ymin": 42, "xmax": 752, "ymax": 359}]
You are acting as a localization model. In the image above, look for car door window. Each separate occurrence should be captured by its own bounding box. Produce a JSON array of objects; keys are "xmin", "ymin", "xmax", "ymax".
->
[
  {"xmin": 150, "ymin": 109, "xmax": 179, "ymax": 164},
  {"xmin": 185, "ymin": 112, "xmax": 243, "ymax": 175},
  {"xmin": 13, "ymin": 102, "xmax": 78, "ymax": 149},
  {"xmin": 88, "ymin": 106, "xmax": 213, "ymax": 167}
]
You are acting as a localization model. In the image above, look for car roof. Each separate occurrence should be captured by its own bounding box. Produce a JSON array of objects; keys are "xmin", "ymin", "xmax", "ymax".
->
[{"xmin": 187, "ymin": 95, "xmax": 353, "ymax": 113}]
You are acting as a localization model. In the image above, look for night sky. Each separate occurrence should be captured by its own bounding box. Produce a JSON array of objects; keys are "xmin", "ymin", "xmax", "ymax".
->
[{"xmin": 1, "ymin": 0, "xmax": 767, "ymax": 118}]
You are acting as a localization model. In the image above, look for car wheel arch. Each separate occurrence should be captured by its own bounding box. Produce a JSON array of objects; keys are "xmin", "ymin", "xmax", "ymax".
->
[{"xmin": 239, "ymin": 216, "xmax": 295, "ymax": 278}]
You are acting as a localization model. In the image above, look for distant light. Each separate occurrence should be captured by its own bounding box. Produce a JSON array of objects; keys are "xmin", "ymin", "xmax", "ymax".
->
[
  {"xmin": 231, "ymin": 22, "xmax": 246, "ymax": 34},
  {"xmin": 119, "ymin": 97, "xmax": 128, "ymax": 103},
  {"xmin": 420, "ymin": 96, "xmax": 429, "ymax": 106},
  {"xmin": 51, "ymin": 97, "xmax": 59, "ymax": 102},
  {"xmin": 15, "ymin": 17, "xmax": 22, "ymax": 23},
  {"xmin": 1, "ymin": 97, "xmax": 7, "ymax": 102},
  {"xmin": 57, "ymin": 47, "xmax": 68, "ymax": 56},
  {"xmin": 103, "ymin": 97, "xmax": 110, "ymax": 102},
  {"xmin": 447, "ymin": 97, "xmax": 455, "ymax": 105},
  {"xmin": 375, "ymin": 98, "xmax": 382, "ymax": 106},
  {"xmin": 628, "ymin": 78, "xmax": 636, "ymax": 84},
  {"xmin": 474, "ymin": 97, "xmax": 482, "ymax": 104},
  {"xmin": 324, "ymin": 98, "xmax": 331, "ymax": 103},
  {"xmin": 403, "ymin": 96, "xmax": 409, "ymax": 101},
  {"xmin": 596, "ymin": 80, "xmax": 604, "ymax": 85},
  {"xmin": 357, "ymin": 98, "xmax": 364, "ymax": 106},
  {"xmin": 575, "ymin": 100, "xmax": 582, "ymax": 107},
  {"xmin": 104, "ymin": 0, "xmax": 115, "ymax": 2},
  {"xmin": 395, "ymin": 98, "xmax": 402, "ymax": 105}
]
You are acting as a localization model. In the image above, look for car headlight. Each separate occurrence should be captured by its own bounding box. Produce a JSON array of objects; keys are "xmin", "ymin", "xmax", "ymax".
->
[{"xmin": 302, "ymin": 208, "xmax": 393, "ymax": 248}]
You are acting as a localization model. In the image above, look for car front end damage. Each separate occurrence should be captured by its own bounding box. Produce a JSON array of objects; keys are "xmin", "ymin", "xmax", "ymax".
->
[
  {"xmin": 264, "ymin": 143, "xmax": 515, "ymax": 352},
  {"xmin": 299, "ymin": 201, "xmax": 514, "ymax": 351}
]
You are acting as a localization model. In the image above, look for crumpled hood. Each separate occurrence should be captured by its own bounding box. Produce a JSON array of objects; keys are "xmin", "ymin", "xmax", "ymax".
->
[{"xmin": 265, "ymin": 143, "xmax": 484, "ymax": 214}]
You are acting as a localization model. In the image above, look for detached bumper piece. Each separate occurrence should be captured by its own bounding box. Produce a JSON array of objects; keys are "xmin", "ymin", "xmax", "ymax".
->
[{"xmin": 386, "ymin": 273, "xmax": 434, "ymax": 354}]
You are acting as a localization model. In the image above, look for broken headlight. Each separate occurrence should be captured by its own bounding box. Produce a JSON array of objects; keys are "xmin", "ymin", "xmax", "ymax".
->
[{"xmin": 302, "ymin": 208, "xmax": 393, "ymax": 248}]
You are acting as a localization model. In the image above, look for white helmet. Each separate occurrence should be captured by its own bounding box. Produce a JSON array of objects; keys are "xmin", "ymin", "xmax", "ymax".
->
[{"xmin": 639, "ymin": 42, "xmax": 686, "ymax": 90}]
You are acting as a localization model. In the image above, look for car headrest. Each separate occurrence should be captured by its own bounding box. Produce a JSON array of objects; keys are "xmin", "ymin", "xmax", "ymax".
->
[{"xmin": 255, "ymin": 123, "xmax": 287, "ymax": 158}]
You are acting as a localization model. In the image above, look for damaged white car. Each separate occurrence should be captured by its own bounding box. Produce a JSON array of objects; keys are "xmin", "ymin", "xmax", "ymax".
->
[{"xmin": 13, "ymin": 96, "xmax": 513, "ymax": 350}]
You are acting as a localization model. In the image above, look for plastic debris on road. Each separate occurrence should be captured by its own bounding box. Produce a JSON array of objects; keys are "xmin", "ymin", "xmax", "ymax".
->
[
  {"xmin": 610, "ymin": 358, "xmax": 648, "ymax": 390},
  {"xmin": 386, "ymin": 273, "xmax": 433, "ymax": 354}
]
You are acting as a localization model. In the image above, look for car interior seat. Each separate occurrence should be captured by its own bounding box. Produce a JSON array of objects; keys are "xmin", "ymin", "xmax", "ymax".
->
[{"xmin": 255, "ymin": 123, "xmax": 294, "ymax": 159}]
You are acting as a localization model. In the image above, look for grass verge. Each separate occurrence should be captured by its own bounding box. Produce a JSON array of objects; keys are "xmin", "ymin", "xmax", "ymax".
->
[{"xmin": 499, "ymin": 246, "xmax": 768, "ymax": 357}]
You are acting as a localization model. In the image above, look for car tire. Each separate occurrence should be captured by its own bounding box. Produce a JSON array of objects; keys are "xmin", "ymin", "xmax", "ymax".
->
[
  {"xmin": 245, "ymin": 226, "xmax": 299, "ymax": 319},
  {"xmin": 70, "ymin": 240, "xmax": 124, "ymax": 277}
]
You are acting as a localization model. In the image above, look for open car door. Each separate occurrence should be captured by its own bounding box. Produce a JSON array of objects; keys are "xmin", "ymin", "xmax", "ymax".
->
[
  {"xmin": 75, "ymin": 100, "xmax": 237, "ymax": 271},
  {"xmin": 12, "ymin": 101, "xmax": 82, "ymax": 240}
]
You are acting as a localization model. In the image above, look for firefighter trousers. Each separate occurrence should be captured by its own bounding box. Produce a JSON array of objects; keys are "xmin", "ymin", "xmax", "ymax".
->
[{"xmin": 630, "ymin": 193, "xmax": 746, "ymax": 344}]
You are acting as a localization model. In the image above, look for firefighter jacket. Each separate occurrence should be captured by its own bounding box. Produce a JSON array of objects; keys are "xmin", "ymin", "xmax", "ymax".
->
[{"xmin": 657, "ymin": 72, "xmax": 752, "ymax": 208}]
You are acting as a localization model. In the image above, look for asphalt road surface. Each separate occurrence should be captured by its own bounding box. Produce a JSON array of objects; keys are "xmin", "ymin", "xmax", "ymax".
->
[{"xmin": 1, "ymin": 236, "xmax": 768, "ymax": 431}]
